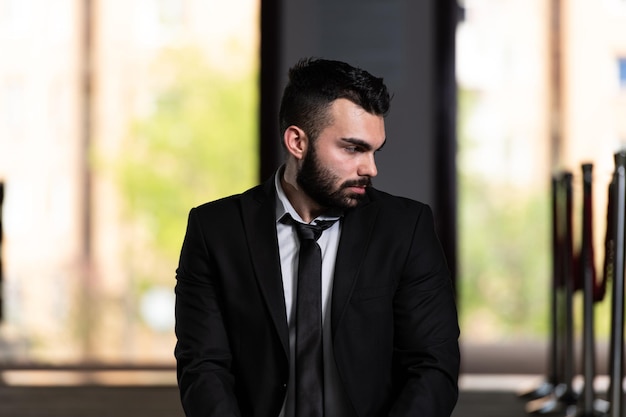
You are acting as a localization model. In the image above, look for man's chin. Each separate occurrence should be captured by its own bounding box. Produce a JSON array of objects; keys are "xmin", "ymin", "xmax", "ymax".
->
[
  {"xmin": 311, "ymin": 190, "xmax": 367, "ymax": 211},
  {"xmin": 342, "ymin": 193, "xmax": 367, "ymax": 208}
]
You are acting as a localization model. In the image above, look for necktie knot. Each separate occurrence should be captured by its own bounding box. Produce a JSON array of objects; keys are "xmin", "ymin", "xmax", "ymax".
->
[{"xmin": 293, "ymin": 220, "xmax": 336, "ymax": 241}]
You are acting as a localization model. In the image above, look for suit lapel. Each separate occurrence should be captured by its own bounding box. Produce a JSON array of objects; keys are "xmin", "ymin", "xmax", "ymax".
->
[
  {"xmin": 331, "ymin": 195, "xmax": 380, "ymax": 337},
  {"xmin": 240, "ymin": 178, "xmax": 290, "ymax": 357}
]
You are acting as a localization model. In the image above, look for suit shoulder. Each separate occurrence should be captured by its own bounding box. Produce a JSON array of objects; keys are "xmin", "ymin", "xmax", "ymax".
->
[
  {"xmin": 190, "ymin": 194, "xmax": 241, "ymax": 219},
  {"xmin": 184, "ymin": 186, "xmax": 261, "ymax": 224},
  {"xmin": 191, "ymin": 183, "xmax": 265, "ymax": 216}
]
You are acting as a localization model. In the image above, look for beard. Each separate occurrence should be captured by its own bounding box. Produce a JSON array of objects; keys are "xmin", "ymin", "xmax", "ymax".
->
[{"xmin": 296, "ymin": 144, "xmax": 371, "ymax": 210}]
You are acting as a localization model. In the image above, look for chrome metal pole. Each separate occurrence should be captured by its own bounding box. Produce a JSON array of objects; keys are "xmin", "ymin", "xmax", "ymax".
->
[
  {"xmin": 608, "ymin": 152, "xmax": 626, "ymax": 417},
  {"xmin": 577, "ymin": 163, "xmax": 598, "ymax": 417}
]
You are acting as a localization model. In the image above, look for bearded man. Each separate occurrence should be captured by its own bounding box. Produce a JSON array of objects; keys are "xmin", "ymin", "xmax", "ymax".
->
[{"xmin": 174, "ymin": 58, "xmax": 460, "ymax": 417}]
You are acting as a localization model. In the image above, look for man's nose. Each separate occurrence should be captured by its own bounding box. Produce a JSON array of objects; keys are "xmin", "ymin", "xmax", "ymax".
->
[{"xmin": 358, "ymin": 154, "xmax": 378, "ymax": 178}]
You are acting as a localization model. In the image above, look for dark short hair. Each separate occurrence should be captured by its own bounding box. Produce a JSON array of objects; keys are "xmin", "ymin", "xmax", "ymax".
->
[{"xmin": 278, "ymin": 58, "xmax": 391, "ymax": 145}]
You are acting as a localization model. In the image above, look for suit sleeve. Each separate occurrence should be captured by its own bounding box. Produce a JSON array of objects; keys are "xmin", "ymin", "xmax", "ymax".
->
[
  {"xmin": 174, "ymin": 208, "xmax": 242, "ymax": 417},
  {"xmin": 389, "ymin": 205, "xmax": 460, "ymax": 417}
]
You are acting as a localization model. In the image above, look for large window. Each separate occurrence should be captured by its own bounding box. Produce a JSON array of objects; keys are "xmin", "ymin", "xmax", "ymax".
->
[
  {"xmin": 0, "ymin": 0, "xmax": 260, "ymax": 365},
  {"xmin": 457, "ymin": 0, "xmax": 626, "ymax": 352}
]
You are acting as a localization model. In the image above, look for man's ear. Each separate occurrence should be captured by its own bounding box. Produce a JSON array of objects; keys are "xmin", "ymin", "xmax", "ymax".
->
[{"xmin": 283, "ymin": 126, "xmax": 308, "ymax": 160}]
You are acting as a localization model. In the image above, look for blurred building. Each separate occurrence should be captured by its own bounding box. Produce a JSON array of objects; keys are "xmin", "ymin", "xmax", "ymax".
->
[
  {"xmin": 456, "ymin": 0, "xmax": 626, "ymax": 343},
  {"xmin": 0, "ymin": 0, "xmax": 258, "ymax": 364},
  {"xmin": 457, "ymin": 0, "xmax": 550, "ymax": 189},
  {"xmin": 562, "ymin": 0, "xmax": 626, "ymax": 179},
  {"xmin": 458, "ymin": 0, "xmax": 626, "ymax": 188}
]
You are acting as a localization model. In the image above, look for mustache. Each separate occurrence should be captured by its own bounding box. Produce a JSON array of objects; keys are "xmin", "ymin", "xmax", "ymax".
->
[{"xmin": 342, "ymin": 178, "xmax": 372, "ymax": 188}]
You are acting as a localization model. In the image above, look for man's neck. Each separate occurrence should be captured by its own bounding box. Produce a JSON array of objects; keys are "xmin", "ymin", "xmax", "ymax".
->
[{"xmin": 280, "ymin": 165, "xmax": 325, "ymax": 223}]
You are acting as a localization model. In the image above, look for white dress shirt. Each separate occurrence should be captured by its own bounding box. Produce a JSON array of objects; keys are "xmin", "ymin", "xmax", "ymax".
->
[{"xmin": 274, "ymin": 171, "xmax": 353, "ymax": 417}]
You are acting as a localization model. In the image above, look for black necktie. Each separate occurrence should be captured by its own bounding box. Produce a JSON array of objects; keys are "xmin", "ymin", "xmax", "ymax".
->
[{"xmin": 292, "ymin": 218, "xmax": 336, "ymax": 417}]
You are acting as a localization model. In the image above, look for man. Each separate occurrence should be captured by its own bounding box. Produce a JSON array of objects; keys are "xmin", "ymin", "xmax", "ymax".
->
[{"xmin": 175, "ymin": 58, "xmax": 460, "ymax": 417}]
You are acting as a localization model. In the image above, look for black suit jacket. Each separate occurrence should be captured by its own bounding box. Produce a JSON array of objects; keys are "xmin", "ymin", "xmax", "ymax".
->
[{"xmin": 175, "ymin": 177, "xmax": 460, "ymax": 417}]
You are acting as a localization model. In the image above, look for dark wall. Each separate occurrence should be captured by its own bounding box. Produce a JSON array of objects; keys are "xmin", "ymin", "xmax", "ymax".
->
[
  {"xmin": 280, "ymin": 0, "xmax": 435, "ymax": 205},
  {"xmin": 261, "ymin": 0, "xmax": 458, "ymax": 282}
]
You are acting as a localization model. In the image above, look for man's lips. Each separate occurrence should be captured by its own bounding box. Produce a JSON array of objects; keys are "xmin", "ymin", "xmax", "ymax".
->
[
  {"xmin": 347, "ymin": 185, "xmax": 367, "ymax": 194},
  {"xmin": 343, "ymin": 178, "xmax": 371, "ymax": 194},
  {"xmin": 344, "ymin": 178, "xmax": 371, "ymax": 188}
]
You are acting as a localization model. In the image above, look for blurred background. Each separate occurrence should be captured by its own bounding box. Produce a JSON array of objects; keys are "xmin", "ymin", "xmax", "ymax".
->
[
  {"xmin": 1, "ymin": 0, "xmax": 626, "ymax": 415},
  {"xmin": 458, "ymin": 0, "xmax": 626, "ymax": 361},
  {"xmin": 0, "ymin": 0, "xmax": 259, "ymax": 366}
]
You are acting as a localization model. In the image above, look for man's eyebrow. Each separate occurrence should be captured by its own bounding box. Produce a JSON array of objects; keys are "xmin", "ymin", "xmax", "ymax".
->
[{"xmin": 341, "ymin": 137, "xmax": 386, "ymax": 151}]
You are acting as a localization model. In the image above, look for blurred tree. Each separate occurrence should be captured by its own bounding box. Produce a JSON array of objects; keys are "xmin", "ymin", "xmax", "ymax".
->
[
  {"xmin": 116, "ymin": 47, "xmax": 258, "ymax": 289},
  {"xmin": 457, "ymin": 88, "xmax": 550, "ymax": 341}
]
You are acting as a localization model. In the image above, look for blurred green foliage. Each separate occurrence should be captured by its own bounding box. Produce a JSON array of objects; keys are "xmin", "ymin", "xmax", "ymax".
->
[
  {"xmin": 458, "ymin": 170, "xmax": 551, "ymax": 339},
  {"xmin": 457, "ymin": 89, "xmax": 551, "ymax": 341},
  {"xmin": 116, "ymin": 47, "xmax": 258, "ymax": 286}
]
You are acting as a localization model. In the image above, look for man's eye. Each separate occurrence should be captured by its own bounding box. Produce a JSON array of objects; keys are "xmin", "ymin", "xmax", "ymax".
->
[{"xmin": 345, "ymin": 146, "xmax": 359, "ymax": 153}]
